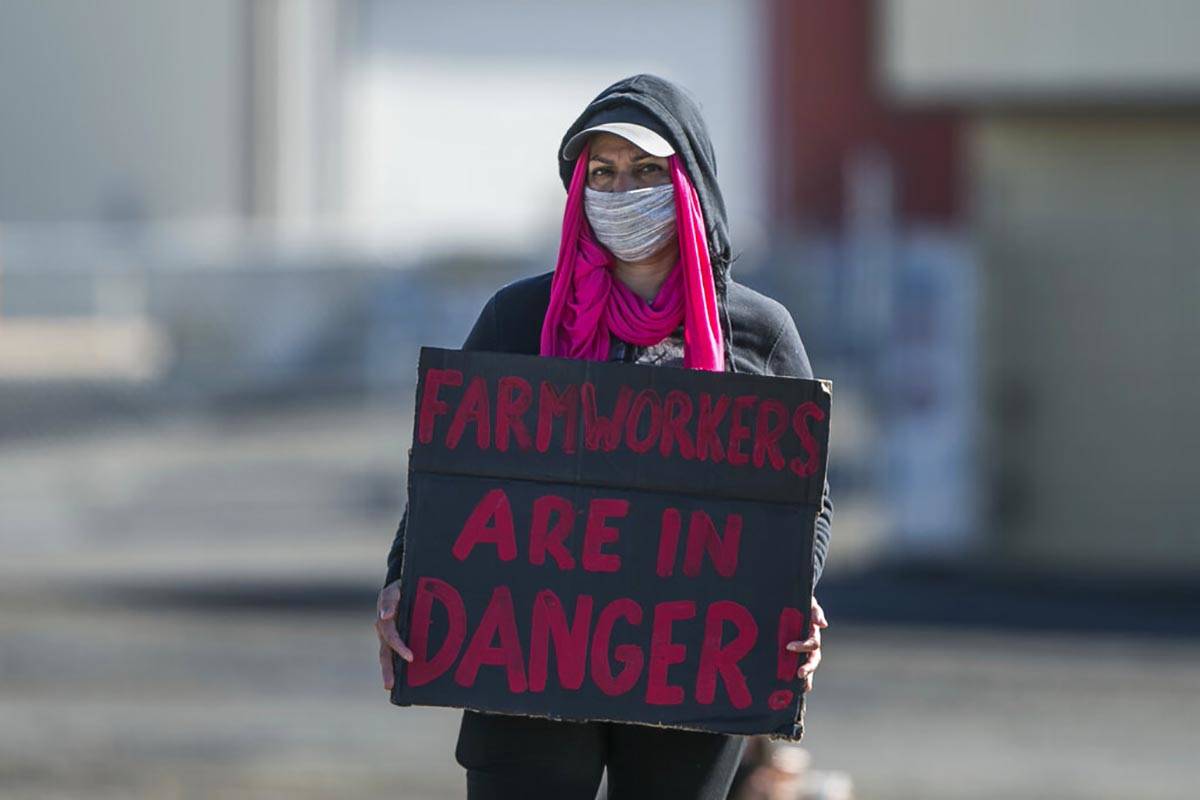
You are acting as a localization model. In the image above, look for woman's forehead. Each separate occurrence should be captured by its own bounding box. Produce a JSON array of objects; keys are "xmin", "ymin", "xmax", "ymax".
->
[{"xmin": 587, "ymin": 132, "xmax": 660, "ymax": 161}]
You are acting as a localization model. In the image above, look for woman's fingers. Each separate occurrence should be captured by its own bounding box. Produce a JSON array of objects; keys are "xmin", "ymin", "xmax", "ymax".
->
[
  {"xmin": 789, "ymin": 598, "xmax": 827, "ymax": 692},
  {"xmin": 377, "ymin": 581, "xmax": 401, "ymax": 620},
  {"xmin": 376, "ymin": 617, "xmax": 414, "ymax": 662},
  {"xmin": 375, "ymin": 581, "xmax": 413, "ymax": 664},
  {"xmin": 786, "ymin": 622, "xmax": 822, "ymax": 683},
  {"xmin": 812, "ymin": 598, "xmax": 829, "ymax": 628},
  {"xmin": 379, "ymin": 640, "xmax": 395, "ymax": 690},
  {"xmin": 785, "ymin": 625, "xmax": 821, "ymax": 653},
  {"xmin": 797, "ymin": 647, "xmax": 821, "ymax": 677}
]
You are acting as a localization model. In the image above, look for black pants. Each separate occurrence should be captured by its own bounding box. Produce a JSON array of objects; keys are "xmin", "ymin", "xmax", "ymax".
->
[{"xmin": 456, "ymin": 710, "xmax": 747, "ymax": 800}]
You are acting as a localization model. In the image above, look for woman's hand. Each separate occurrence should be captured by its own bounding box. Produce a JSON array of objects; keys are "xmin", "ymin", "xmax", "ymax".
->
[
  {"xmin": 785, "ymin": 596, "xmax": 829, "ymax": 692},
  {"xmin": 376, "ymin": 579, "xmax": 413, "ymax": 691}
]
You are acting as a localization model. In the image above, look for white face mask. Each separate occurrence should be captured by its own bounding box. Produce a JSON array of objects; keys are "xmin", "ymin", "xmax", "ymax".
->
[{"xmin": 583, "ymin": 183, "xmax": 676, "ymax": 262}]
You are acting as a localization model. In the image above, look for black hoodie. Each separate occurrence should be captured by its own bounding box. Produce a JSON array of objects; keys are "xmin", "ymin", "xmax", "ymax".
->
[{"xmin": 385, "ymin": 74, "xmax": 832, "ymax": 588}]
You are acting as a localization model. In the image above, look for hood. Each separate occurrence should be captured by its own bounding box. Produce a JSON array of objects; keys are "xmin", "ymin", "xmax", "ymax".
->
[{"xmin": 557, "ymin": 74, "xmax": 733, "ymax": 290}]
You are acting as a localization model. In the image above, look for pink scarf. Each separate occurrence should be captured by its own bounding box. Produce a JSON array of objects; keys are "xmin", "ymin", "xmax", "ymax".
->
[{"xmin": 539, "ymin": 141, "xmax": 724, "ymax": 372}]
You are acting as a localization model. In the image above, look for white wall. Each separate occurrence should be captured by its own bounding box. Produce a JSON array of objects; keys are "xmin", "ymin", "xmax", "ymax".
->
[
  {"xmin": 974, "ymin": 115, "xmax": 1200, "ymax": 575},
  {"xmin": 344, "ymin": 0, "xmax": 768, "ymax": 258},
  {"xmin": 882, "ymin": 0, "xmax": 1200, "ymax": 102}
]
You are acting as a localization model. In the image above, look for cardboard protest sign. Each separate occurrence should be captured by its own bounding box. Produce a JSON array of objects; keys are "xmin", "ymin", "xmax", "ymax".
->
[{"xmin": 390, "ymin": 347, "xmax": 831, "ymax": 739}]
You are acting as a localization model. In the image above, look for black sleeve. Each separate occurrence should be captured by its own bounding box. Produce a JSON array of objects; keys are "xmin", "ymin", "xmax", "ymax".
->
[
  {"xmin": 382, "ymin": 294, "xmax": 501, "ymax": 588},
  {"xmin": 765, "ymin": 312, "xmax": 834, "ymax": 589}
]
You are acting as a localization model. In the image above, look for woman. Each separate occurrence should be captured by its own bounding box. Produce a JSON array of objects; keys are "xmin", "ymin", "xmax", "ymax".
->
[{"xmin": 376, "ymin": 74, "xmax": 833, "ymax": 800}]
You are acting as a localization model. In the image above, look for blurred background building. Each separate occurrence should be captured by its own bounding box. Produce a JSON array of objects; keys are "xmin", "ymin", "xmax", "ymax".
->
[{"xmin": 1, "ymin": 2, "xmax": 1196, "ymax": 799}]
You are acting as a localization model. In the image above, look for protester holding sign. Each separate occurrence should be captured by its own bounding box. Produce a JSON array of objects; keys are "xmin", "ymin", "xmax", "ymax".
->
[{"xmin": 376, "ymin": 73, "xmax": 833, "ymax": 800}]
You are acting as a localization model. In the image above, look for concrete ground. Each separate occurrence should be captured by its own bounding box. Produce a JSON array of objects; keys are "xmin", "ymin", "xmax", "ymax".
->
[{"xmin": 1, "ymin": 403, "xmax": 1196, "ymax": 799}]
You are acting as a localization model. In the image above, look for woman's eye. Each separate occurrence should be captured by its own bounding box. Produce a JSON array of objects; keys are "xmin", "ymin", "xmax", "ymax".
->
[
  {"xmin": 639, "ymin": 164, "xmax": 662, "ymax": 173},
  {"xmin": 590, "ymin": 167, "xmax": 611, "ymax": 178}
]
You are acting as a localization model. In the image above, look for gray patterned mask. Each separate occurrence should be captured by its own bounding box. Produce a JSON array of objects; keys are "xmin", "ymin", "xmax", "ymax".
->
[{"xmin": 584, "ymin": 183, "xmax": 676, "ymax": 262}]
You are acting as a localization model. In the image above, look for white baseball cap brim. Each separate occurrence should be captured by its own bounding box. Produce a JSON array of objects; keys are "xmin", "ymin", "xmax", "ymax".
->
[{"xmin": 562, "ymin": 122, "xmax": 675, "ymax": 160}]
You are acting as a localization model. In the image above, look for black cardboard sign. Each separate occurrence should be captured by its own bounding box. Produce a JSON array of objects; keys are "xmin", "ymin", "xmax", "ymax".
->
[{"xmin": 390, "ymin": 347, "xmax": 831, "ymax": 739}]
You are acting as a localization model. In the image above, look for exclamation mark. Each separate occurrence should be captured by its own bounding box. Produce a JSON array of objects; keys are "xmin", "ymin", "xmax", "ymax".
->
[{"xmin": 768, "ymin": 606, "xmax": 807, "ymax": 710}]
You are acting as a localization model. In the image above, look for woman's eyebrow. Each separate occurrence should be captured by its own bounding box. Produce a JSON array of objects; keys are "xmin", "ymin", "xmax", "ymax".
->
[{"xmin": 589, "ymin": 152, "xmax": 658, "ymax": 165}]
